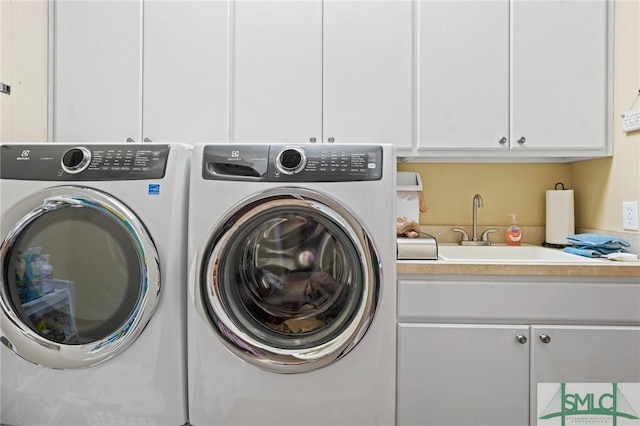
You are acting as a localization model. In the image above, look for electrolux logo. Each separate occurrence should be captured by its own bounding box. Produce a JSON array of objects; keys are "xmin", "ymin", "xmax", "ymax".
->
[
  {"xmin": 538, "ymin": 383, "xmax": 640, "ymax": 426},
  {"xmin": 16, "ymin": 149, "xmax": 30, "ymax": 160},
  {"xmin": 226, "ymin": 150, "xmax": 241, "ymax": 161}
]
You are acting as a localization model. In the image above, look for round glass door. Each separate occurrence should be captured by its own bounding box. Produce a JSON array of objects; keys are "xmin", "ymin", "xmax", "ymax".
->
[
  {"xmin": 0, "ymin": 186, "xmax": 160, "ymax": 369},
  {"xmin": 200, "ymin": 189, "xmax": 380, "ymax": 373}
]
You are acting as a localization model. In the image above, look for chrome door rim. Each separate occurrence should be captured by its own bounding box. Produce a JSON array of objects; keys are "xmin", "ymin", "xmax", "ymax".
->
[
  {"xmin": 0, "ymin": 186, "xmax": 160, "ymax": 369},
  {"xmin": 199, "ymin": 188, "xmax": 381, "ymax": 373}
]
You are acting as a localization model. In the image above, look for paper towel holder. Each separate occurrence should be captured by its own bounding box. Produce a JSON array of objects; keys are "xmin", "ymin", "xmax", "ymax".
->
[{"xmin": 543, "ymin": 182, "xmax": 575, "ymax": 249}]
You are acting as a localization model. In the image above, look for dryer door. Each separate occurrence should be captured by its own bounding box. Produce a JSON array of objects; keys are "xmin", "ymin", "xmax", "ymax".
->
[
  {"xmin": 0, "ymin": 186, "xmax": 160, "ymax": 368},
  {"xmin": 198, "ymin": 188, "xmax": 381, "ymax": 373}
]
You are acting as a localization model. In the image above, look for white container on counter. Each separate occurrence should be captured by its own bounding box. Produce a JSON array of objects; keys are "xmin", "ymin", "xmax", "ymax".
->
[{"xmin": 397, "ymin": 171, "xmax": 423, "ymax": 222}]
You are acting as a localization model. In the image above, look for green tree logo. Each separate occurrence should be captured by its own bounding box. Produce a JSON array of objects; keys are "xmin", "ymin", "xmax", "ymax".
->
[{"xmin": 539, "ymin": 383, "xmax": 639, "ymax": 425}]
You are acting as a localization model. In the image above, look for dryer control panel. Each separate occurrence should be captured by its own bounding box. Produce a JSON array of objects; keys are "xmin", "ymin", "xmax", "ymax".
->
[
  {"xmin": 0, "ymin": 144, "xmax": 170, "ymax": 180},
  {"xmin": 203, "ymin": 144, "xmax": 383, "ymax": 182}
]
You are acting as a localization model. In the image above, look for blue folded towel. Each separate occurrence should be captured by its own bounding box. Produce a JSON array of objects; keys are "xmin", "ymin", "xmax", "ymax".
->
[
  {"xmin": 563, "ymin": 247, "xmax": 602, "ymax": 258},
  {"xmin": 566, "ymin": 233, "xmax": 630, "ymax": 249},
  {"xmin": 564, "ymin": 233, "xmax": 630, "ymax": 257}
]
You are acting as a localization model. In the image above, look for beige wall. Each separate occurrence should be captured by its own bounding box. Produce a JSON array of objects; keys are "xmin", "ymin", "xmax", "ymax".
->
[
  {"xmin": 570, "ymin": 0, "xmax": 640, "ymax": 234},
  {"xmin": 397, "ymin": 162, "xmax": 572, "ymax": 226},
  {"xmin": 403, "ymin": 0, "xmax": 640, "ymax": 237}
]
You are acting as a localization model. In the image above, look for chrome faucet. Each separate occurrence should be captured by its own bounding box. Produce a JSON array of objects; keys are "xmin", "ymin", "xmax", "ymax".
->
[
  {"xmin": 471, "ymin": 193, "xmax": 483, "ymax": 241},
  {"xmin": 451, "ymin": 193, "xmax": 498, "ymax": 246}
]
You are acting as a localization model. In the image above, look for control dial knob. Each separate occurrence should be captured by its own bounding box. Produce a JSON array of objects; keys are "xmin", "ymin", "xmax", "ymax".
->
[
  {"xmin": 275, "ymin": 147, "xmax": 307, "ymax": 175},
  {"xmin": 61, "ymin": 147, "xmax": 92, "ymax": 174}
]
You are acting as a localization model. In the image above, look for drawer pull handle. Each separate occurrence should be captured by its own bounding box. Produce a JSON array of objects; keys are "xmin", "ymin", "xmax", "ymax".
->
[
  {"xmin": 539, "ymin": 334, "xmax": 551, "ymax": 344},
  {"xmin": 516, "ymin": 334, "xmax": 527, "ymax": 344}
]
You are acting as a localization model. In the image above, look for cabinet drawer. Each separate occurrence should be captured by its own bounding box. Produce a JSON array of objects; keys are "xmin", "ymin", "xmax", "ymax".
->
[{"xmin": 398, "ymin": 278, "xmax": 640, "ymax": 324}]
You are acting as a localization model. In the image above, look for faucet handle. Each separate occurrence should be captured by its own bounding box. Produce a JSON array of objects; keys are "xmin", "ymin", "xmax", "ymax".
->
[
  {"xmin": 481, "ymin": 228, "xmax": 499, "ymax": 242},
  {"xmin": 451, "ymin": 227, "xmax": 469, "ymax": 242}
]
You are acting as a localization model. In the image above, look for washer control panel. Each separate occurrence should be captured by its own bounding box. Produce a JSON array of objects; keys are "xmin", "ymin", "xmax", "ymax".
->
[
  {"xmin": 0, "ymin": 144, "xmax": 170, "ymax": 180},
  {"xmin": 202, "ymin": 144, "xmax": 383, "ymax": 182},
  {"xmin": 269, "ymin": 145, "xmax": 383, "ymax": 182}
]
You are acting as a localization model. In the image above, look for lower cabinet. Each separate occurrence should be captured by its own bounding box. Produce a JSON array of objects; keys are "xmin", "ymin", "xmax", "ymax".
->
[
  {"xmin": 398, "ymin": 323, "xmax": 530, "ymax": 426},
  {"xmin": 397, "ymin": 277, "xmax": 640, "ymax": 426},
  {"xmin": 530, "ymin": 325, "xmax": 640, "ymax": 425}
]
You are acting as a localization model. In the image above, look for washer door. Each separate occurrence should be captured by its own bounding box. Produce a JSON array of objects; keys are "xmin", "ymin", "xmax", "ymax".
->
[
  {"xmin": 199, "ymin": 188, "xmax": 381, "ymax": 373},
  {"xmin": 0, "ymin": 186, "xmax": 160, "ymax": 369}
]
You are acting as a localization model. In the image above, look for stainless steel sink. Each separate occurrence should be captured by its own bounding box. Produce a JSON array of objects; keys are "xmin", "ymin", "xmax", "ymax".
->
[{"xmin": 437, "ymin": 244, "xmax": 600, "ymax": 263}]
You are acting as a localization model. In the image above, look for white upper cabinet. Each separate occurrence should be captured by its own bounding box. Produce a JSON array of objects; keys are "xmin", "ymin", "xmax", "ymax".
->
[
  {"xmin": 323, "ymin": 1, "xmax": 413, "ymax": 147},
  {"xmin": 511, "ymin": 0, "xmax": 608, "ymax": 152},
  {"xmin": 231, "ymin": 0, "xmax": 323, "ymax": 144},
  {"xmin": 54, "ymin": 0, "xmax": 142, "ymax": 142},
  {"xmin": 52, "ymin": 0, "xmax": 611, "ymax": 159},
  {"xmin": 231, "ymin": 0, "xmax": 413, "ymax": 147},
  {"xmin": 416, "ymin": 0, "xmax": 611, "ymax": 160},
  {"xmin": 143, "ymin": 1, "xmax": 229, "ymax": 144},
  {"xmin": 53, "ymin": 0, "xmax": 229, "ymax": 144},
  {"xmin": 417, "ymin": 0, "xmax": 510, "ymax": 151}
]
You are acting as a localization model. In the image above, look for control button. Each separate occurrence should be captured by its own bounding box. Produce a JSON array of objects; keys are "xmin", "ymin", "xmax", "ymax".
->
[
  {"xmin": 61, "ymin": 147, "xmax": 92, "ymax": 174},
  {"xmin": 275, "ymin": 147, "xmax": 307, "ymax": 175}
]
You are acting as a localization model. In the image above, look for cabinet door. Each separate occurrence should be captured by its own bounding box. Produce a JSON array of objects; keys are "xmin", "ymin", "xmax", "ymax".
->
[
  {"xmin": 323, "ymin": 0, "xmax": 413, "ymax": 148},
  {"xmin": 417, "ymin": 0, "xmax": 509, "ymax": 150},
  {"xmin": 1, "ymin": 0, "xmax": 48, "ymax": 143},
  {"xmin": 511, "ymin": 0, "xmax": 608, "ymax": 151},
  {"xmin": 398, "ymin": 323, "xmax": 530, "ymax": 426},
  {"xmin": 143, "ymin": 0, "xmax": 229, "ymax": 144},
  {"xmin": 230, "ymin": 0, "xmax": 322, "ymax": 143},
  {"xmin": 53, "ymin": 0, "xmax": 141, "ymax": 142},
  {"xmin": 531, "ymin": 325, "xmax": 640, "ymax": 425}
]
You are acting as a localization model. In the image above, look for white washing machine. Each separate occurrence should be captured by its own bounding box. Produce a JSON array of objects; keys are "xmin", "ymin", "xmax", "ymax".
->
[
  {"xmin": 187, "ymin": 143, "xmax": 397, "ymax": 425},
  {"xmin": 0, "ymin": 143, "xmax": 190, "ymax": 426}
]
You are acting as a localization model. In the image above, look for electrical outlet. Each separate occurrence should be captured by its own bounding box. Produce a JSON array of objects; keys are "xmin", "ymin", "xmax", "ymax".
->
[{"xmin": 623, "ymin": 201, "xmax": 639, "ymax": 231}]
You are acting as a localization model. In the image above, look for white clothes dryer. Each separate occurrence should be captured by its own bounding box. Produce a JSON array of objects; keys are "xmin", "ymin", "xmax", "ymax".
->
[
  {"xmin": 187, "ymin": 143, "xmax": 396, "ymax": 425},
  {"xmin": 0, "ymin": 143, "xmax": 190, "ymax": 426}
]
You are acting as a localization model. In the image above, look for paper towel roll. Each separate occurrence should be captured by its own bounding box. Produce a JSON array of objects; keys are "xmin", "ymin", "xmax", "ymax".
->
[{"xmin": 545, "ymin": 189, "xmax": 575, "ymax": 245}]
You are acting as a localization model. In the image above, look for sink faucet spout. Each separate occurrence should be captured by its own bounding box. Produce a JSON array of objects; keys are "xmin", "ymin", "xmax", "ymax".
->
[{"xmin": 472, "ymin": 194, "xmax": 483, "ymax": 241}]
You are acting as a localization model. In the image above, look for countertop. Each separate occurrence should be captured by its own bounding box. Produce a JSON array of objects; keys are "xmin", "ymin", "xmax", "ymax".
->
[
  {"xmin": 400, "ymin": 227, "xmax": 640, "ymax": 278},
  {"xmin": 397, "ymin": 258, "xmax": 640, "ymax": 278}
]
